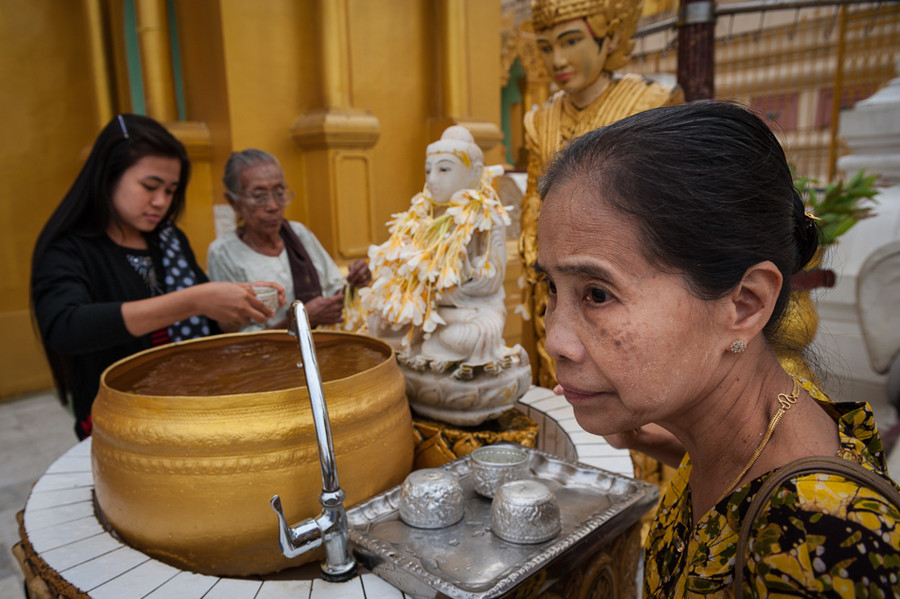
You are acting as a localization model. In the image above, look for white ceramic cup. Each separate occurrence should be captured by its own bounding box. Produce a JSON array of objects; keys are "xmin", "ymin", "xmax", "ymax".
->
[{"xmin": 253, "ymin": 286, "xmax": 279, "ymax": 312}]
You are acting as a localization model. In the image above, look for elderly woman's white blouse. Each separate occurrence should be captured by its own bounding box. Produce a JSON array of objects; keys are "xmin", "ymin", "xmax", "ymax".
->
[{"xmin": 207, "ymin": 220, "xmax": 344, "ymax": 331}]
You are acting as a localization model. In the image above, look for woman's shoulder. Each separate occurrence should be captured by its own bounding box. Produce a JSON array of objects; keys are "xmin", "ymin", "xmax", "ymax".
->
[
  {"xmin": 287, "ymin": 220, "xmax": 313, "ymax": 237},
  {"xmin": 207, "ymin": 229, "xmax": 244, "ymax": 255},
  {"xmin": 742, "ymin": 472, "xmax": 900, "ymax": 594},
  {"xmin": 38, "ymin": 231, "xmax": 112, "ymax": 263},
  {"xmin": 287, "ymin": 221, "xmax": 328, "ymax": 252}
]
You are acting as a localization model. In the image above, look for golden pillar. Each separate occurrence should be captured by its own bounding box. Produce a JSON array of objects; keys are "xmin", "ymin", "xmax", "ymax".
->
[
  {"xmin": 83, "ymin": 0, "xmax": 114, "ymax": 128},
  {"xmin": 431, "ymin": 0, "xmax": 504, "ymax": 152},
  {"xmin": 292, "ymin": 0, "xmax": 380, "ymax": 261},
  {"xmin": 133, "ymin": 0, "xmax": 215, "ymax": 260},
  {"xmin": 134, "ymin": 0, "xmax": 177, "ymax": 122}
]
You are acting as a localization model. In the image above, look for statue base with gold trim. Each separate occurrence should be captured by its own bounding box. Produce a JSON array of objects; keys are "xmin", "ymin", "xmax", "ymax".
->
[{"xmin": 401, "ymin": 345, "xmax": 533, "ymax": 427}]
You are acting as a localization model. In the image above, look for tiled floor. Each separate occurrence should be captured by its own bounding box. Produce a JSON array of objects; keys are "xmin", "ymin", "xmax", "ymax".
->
[
  {"xmin": 1, "ymin": 390, "xmax": 79, "ymax": 598},
  {"xmin": 3, "ymin": 386, "xmax": 899, "ymax": 598}
]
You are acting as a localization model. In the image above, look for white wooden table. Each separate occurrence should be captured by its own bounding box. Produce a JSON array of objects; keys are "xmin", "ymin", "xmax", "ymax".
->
[{"xmin": 20, "ymin": 386, "xmax": 634, "ymax": 598}]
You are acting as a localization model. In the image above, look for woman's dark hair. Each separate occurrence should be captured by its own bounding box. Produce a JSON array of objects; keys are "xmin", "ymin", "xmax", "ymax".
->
[
  {"xmin": 32, "ymin": 114, "xmax": 191, "ymax": 267},
  {"xmin": 539, "ymin": 101, "xmax": 821, "ymax": 343},
  {"xmin": 31, "ymin": 114, "xmax": 190, "ymax": 409}
]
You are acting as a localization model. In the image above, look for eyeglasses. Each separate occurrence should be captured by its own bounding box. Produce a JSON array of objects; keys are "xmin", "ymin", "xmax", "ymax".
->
[{"xmin": 242, "ymin": 186, "xmax": 294, "ymax": 207}]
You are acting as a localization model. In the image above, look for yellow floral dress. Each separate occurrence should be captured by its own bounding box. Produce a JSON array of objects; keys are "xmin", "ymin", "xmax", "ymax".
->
[{"xmin": 644, "ymin": 381, "xmax": 900, "ymax": 598}]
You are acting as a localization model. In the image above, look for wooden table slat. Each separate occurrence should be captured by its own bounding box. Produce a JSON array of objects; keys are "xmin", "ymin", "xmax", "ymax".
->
[
  {"xmin": 27, "ymin": 515, "xmax": 106, "ymax": 553},
  {"xmin": 359, "ymin": 572, "xmax": 408, "ymax": 598},
  {"xmin": 203, "ymin": 577, "xmax": 263, "ymax": 599},
  {"xmin": 309, "ymin": 576, "xmax": 366, "ymax": 598},
  {"xmin": 89, "ymin": 559, "xmax": 182, "ymax": 599},
  {"xmin": 39, "ymin": 533, "xmax": 125, "ymax": 572},
  {"xmin": 62, "ymin": 545, "xmax": 150, "ymax": 593},
  {"xmin": 142, "ymin": 571, "xmax": 219, "ymax": 598},
  {"xmin": 45, "ymin": 455, "xmax": 92, "ymax": 474},
  {"xmin": 26, "ymin": 486, "xmax": 93, "ymax": 511},
  {"xmin": 31, "ymin": 471, "xmax": 94, "ymax": 493},
  {"xmin": 24, "ymin": 499, "xmax": 95, "ymax": 531},
  {"xmin": 255, "ymin": 578, "xmax": 314, "ymax": 599}
]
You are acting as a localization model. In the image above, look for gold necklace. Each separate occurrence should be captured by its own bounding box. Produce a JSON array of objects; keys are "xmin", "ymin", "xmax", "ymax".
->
[{"xmin": 715, "ymin": 378, "xmax": 800, "ymax": 505}]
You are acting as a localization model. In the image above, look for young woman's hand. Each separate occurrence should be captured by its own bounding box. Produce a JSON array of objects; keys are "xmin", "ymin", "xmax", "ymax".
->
[
  {"xmin": 200, "ymin": 282, "xmax": 277, "ymax": 330},
  {"xmin": 249, "ymin": 280, "xmax": 287, "ymax": 309},
  {"xmin": 121, "ymin": 281, "xmax": 282, "ymax": 336}
]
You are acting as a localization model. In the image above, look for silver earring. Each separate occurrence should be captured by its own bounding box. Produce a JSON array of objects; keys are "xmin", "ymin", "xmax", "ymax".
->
[{"xmin": 729, "ymin": 340, "xmax": 747, "ymax": 354}]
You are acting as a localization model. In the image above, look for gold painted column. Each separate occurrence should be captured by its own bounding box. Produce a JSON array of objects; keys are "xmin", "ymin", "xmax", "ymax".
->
[
  {"xmin": 134, "ymin": 0, "xmax": 177, "ymax": 122},
  {"xmin": 83, "ymin": 0, "xmax": 114, "ymax": 128},
  {"xmin": 133, "ymin": 0, "xmax": 215, "ymax": 260},
  {"xmin": 430, "ymin": 0, "xmax": 504, "ymax": 152},
  {"xmin": 292, "ymin": 0, "xmax": 380, "ymax": 261}
]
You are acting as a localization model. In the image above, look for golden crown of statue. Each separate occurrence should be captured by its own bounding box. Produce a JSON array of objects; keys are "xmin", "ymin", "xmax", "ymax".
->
[{"xmin": 530, "ymin": 0, "xmax": 643, "ymax": 70}]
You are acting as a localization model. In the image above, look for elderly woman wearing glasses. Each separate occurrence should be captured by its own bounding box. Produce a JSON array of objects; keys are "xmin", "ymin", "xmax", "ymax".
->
[{"xmin": 208, "ymin": 149, "xmax": 370, "ymax": 330}]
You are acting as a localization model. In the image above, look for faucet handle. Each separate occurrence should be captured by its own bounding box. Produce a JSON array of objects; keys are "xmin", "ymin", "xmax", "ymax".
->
[
  {"xmin": 270, "ymin": 494, "xmax": 324, "ymax": 559},
  {"xmin": 270, "ymin": 495, "xmax": 286, "ymax": 522},
  {"xmin": 270, "ymin": 495, "xmax": 294, "ymax": 555}
]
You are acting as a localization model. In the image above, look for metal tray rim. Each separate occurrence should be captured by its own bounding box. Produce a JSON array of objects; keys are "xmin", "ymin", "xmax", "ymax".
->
[{"xmin": 347, "ymin": 445, "xmax": 658, "ymax": 599}]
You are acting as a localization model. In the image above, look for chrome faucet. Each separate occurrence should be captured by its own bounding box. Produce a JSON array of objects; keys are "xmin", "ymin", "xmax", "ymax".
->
[{"xmin": 270, "ymin": 300, "xmax": 357, "ymax": 582}]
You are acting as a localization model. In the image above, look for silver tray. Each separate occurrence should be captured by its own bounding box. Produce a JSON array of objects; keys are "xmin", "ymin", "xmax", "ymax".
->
[{"xmin": 347, "ymin": 445, "xmax": 658, "ymax": 599}]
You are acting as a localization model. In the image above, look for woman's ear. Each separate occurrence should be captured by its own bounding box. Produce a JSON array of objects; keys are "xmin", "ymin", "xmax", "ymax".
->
[
  {"xmin": 726, "ymin": 260, "xmax": 783, "ymax": 338},
  {"xmin": 225, "ymin": 191, "xmax": 240, "ymax": 210}
]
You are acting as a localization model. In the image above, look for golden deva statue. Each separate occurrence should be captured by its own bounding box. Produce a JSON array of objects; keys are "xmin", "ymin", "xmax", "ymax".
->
[{"xmin": 521, "ymin": 0, "xmax": 684, "ymax": 387}]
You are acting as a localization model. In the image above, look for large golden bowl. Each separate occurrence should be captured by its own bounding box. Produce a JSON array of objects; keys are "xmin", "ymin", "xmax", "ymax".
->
[{"xmin": 91, "ymin": 330, "xmax": 414, "ymax": 576}]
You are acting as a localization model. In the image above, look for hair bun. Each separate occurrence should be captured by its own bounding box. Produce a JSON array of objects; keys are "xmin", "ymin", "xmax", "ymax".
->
[{"xmin": 792, "ymin": 189, "xmax": 821, "ymax": 273}]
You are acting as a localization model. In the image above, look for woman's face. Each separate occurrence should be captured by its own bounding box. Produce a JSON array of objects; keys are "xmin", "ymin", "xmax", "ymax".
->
[
  {"xmin": 233, "ymin": 162, "xmax": 286, "ymax": 237},
  {"xmin": 109, "ymin": 155, "xmax": 181, "ymax": 243},
  {"xmin": 536, "ymin": 19, "xmax": 608, "ymax": 99},
  {"xmin": 537, "ymin": 176, "xmax": 726, "ymax": 436},
  {"xmin": 425, "ymin": 152, "xmax": 476, "ymax": 204}
]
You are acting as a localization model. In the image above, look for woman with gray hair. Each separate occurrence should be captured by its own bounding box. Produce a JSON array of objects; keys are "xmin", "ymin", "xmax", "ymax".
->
[{"xmin": 208, "ymin": 149, "xmax": 370, "ymax": 330}]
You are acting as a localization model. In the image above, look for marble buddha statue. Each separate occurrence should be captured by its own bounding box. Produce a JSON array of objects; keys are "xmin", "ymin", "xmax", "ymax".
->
[
  {"xmin": 520, "ymin": 0, "xmax": 684, "ymax": 388},
  {"xmin": 362, "ymin": 126, "xmax": 531, "ymax": 426}
]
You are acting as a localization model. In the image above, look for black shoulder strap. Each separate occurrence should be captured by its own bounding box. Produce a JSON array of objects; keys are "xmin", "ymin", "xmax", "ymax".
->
[{"xmin": 734, "ymin": 455, "xmax": 900, "ymax": 597}]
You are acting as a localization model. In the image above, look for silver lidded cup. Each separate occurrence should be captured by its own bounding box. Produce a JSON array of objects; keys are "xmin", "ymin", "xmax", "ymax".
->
[
  {"xmin": 491, "ymin": 479, "xmax": 561, "ymax": 544},
  {"xmin": 470, "ymin": 444, "xmax": 531, "ymax": 498},
  {"xmin": 398, "ymin": 469, "xmax": 465, "ymax": 529}
]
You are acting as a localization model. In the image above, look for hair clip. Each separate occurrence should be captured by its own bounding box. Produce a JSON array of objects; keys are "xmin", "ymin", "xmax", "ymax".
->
[
  {"xmin": 117, "ymin": 114, "xmax": 130, "ymax": 139},
  {"xmin": 804, "ymin": 211, "xmax": 820, "ymax": 221}
]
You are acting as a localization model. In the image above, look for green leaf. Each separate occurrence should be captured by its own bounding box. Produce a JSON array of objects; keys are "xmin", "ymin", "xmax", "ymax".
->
[{"xmin": 794, "ymin": 167, "xmax": 881, "ymax": 245}]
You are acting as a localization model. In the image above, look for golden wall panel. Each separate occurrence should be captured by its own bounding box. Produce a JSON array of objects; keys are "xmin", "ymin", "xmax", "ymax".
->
[
  {"xmin": 333, "ymin": 152, "xmax": 375, "ymax": 258},
  {"xmin": 346, "ymin": 0, "xmax": 434, "ymax": 240},
  {"xmin": 0, "ymin": 1, "xmax": 100, "ymax": 398}
]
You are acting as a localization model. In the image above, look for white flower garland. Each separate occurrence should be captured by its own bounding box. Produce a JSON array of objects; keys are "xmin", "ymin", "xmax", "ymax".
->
[{"xmin": 361, "ymin": 171, "xmax": 510, "ymax": 336}]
